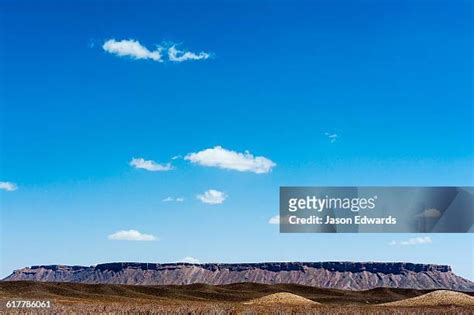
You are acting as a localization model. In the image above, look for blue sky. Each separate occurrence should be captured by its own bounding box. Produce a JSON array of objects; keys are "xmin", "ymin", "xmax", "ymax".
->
[{"xmin": 0, "ymin": 0, "xmax": 473, "ymax": 279}]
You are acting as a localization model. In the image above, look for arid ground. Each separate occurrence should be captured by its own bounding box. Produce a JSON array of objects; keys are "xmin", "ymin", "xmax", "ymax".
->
[{"xmin": 0, "ymin": 281, "xmax": 473, "ymax": 314}]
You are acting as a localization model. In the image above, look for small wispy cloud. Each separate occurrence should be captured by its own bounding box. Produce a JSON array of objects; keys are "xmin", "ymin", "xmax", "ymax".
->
[
  {"xmin": 108, "ymin": 229, "xmax": 157, "ymax": 241},
  {"xmin": 168, "ymin": 45, "xmax": 210, "ymax": 62},
  {"xmin": 416, "ymin": 208, "xmax": 442, "ymax": 218},
  {"xmin": 162, "ymin": 196, "xmax": 185, "ymax": 202},
  {"xmin": 389, "ymin": 236, "xmax": 432, "ymax": 246},
  {"xmin": 130, "ymin": 158, "xmax": 173, "ymax": 172},
  {"xmin": 102, "ymin": 39, "xmax": 211, "ymax": 63},
  {"xmin": 268, "ymin": 215, "xmax": 280, "ymax": 225},
  {"xmin": 103, "ymin": 39, "xmax": 162, "ymax": 61},
  {"xmin": 324, "ymin": 132, "xmax": 338, "ymax": 143},
  {"xmin": 179, "ymin": 256, "xmax": 200, "ymax": 264},
  {"xmin": 0, "ymin": 181, "xmax": 17, "ymax": 191},
  {"xmin": 197, "ymin": 189, "xmax": 227, "ymax": 205},
  {"xmin": 185, "ymin": 146, "xmax": 276, "ymax": 174}
]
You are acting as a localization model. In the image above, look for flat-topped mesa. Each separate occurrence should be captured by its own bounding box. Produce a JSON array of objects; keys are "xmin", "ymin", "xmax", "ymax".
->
[
  {"xmin": 26, "ymin": 262, "xmax": 452, "ymax": 273},
  {"xmin": 5, "ymin": 261, "xmax": 472, "ymax": 291}
]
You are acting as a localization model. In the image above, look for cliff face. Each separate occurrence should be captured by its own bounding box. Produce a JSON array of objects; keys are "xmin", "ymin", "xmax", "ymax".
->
[{"xmin": 4, "ymin": 262, "xmax": 474, "ymax": 291}]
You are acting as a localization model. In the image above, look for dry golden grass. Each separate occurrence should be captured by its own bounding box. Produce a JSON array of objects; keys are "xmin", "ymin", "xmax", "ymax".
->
[
  {"xmin": 382, "ymin": 290, "xmax": 474, "ymax": 307},
  {"xmin": 244, "ymin": 292, "xmax": 321, "ymax": 306},
  {"xmin": 2, "ymin": 302, "xmax": 474, "ymax": 314},
  {"xmin": 1, "ymin": 282, "xmax": 473, "ymax": 314}
]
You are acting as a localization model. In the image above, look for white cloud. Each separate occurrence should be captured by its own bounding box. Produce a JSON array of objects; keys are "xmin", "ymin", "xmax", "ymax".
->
[
  {"xmin": 185, "ymin": 146, "xmax": 276, "ymax": 174},
  {"xmin": 0, "ymin": 181, "xmax": 17, "ymax": 191},
  {"xmin": 268, "ymin": 215, "xmax": 280, "ymax": 224},
  {"xmin": 389, "ymin": 236, "xmax": 432, "ymax": 246},
  {"xmin": 416, "ymin": 208, "xmax": 442, "ymax": 218},
  {"xmin": 168, "ymin": 45, "xmax": 210, "ymax": 62},
  {"xmin": 102, "ymin": 39, "xmax": 211, "ymax": 63},
  {"xmin": 162, "ymin": 196, "xmax": 184, "ymax": 202},
  {"xmin": 108, "ymin": 229, "xmax": 157, "ymax": 241},
  {"xmin": 103, "ymin": 39, "xmax": 162, "ymax": 61},
  {"xmin": 197, "ymin": 189, "xmax": 226, "ymax": 205},
  {"xmin": 179, "ymin": 256, "xmax": 200, "ymax": 264},
  {"xmin": 324, "ymin": 132, "xmax": 338, "ymax": 143},
  {"xmin": 130, "ymin": 158, "xmax": 173, "ymax": 172}
]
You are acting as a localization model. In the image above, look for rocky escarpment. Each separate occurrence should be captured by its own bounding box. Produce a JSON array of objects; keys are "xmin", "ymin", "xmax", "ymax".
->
[{"xmin": 4, "ymin": 262, "xmax": 474, "ymax": 291}]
